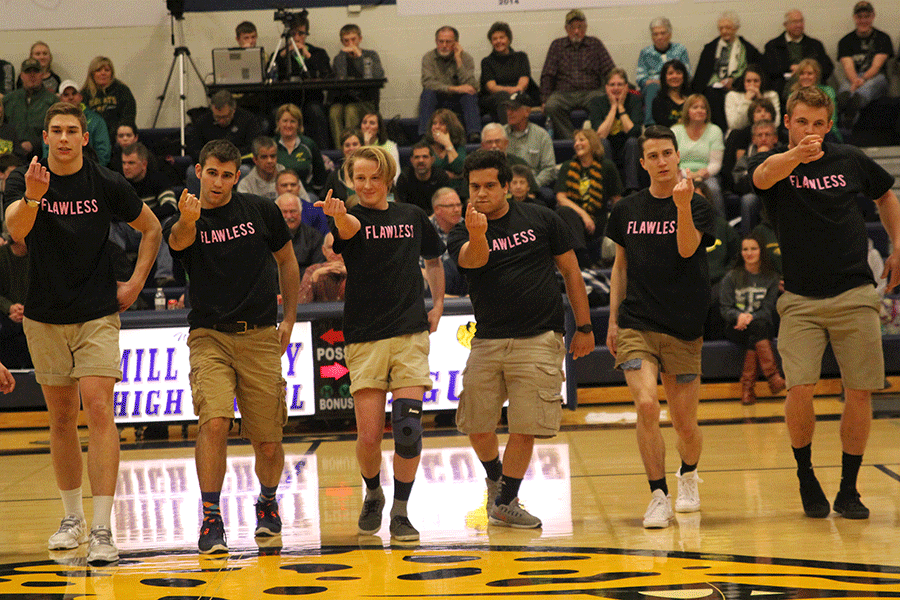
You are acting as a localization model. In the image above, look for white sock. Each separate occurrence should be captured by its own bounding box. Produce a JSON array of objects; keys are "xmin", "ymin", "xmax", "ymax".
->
[
  {"xmin": 59, "ymin": 487, "xmax": 84, "ymax": 520},
  {"xmin": 91, "ymin": 495, "xmax": 114, "ymax": 530}
]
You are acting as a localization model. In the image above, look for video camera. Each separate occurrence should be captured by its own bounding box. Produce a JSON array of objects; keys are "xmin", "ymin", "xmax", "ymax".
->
[{"xmin": 274, "ymin": 7, "xmax": 308, "ymax": 29}]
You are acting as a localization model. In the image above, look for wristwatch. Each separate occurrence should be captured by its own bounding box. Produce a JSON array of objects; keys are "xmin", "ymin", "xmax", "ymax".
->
[
  {"xmin": 576, "ymin": 323, "xmax": 593, "ymax": 334},
  {"xmin": 23, "ymin": 196, "xmax": 40, "ymax": 208}
]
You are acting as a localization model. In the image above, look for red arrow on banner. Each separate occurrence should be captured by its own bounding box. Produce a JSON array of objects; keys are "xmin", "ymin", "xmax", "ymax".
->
[
  {"xmin": 320, "ymin": 362, "xmax": 350, "ymax": 379},
  {"xmin": 320, "ymin": 329, "xmax": 345, "ymax": 345}
]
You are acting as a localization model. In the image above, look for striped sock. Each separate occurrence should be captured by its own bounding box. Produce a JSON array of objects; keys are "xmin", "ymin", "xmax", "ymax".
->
[{"xmin": 201, "ymin": 491, "xmax": 221, "ymax": 518}]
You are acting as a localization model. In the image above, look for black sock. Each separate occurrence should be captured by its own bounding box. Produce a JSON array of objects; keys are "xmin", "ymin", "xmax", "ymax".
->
[
  {"xmin": 792, "ymin": 443, "xmax": 814, "ymax": 480},
  {"xmin": 496, "ymin": 474, "xmax": 523, "ymax": 506},
  {"xmin": 363, "ymin": 473, "xmax": 381, "ymax": 491},
  {"xmin": 840, "ymin": 452, "xmax": 863, "ymax": 494},
  {"xmin": 201, "ymin": 491, "xmax": 221, "ymax": 517},
  {"xmin": 481, "ymin": 456, "xmax": 502, "ymax": 482},
  {"xmin": 680, "ymin": 461, "xmax": 697, "ymax": 474},
  {"xmin": 649, "ymin": 478, "xmax": 668, "ymax": 496},
  {"xmin": 393, "ymin": 478, "xmax": 414, "ymax": 502}
]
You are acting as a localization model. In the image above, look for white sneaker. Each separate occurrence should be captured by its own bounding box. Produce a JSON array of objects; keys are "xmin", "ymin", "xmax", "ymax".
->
[
  {"xmin": 87, "ymin": 526, "xmax": 119, "ymax": 564},
  {"xmin": 489, "ymin": 498, "xmax": 542, "ymax": 529},
  {"xmin": 48, "ymin": 515, "xmax": 87, "ymax": 550},
  {"xmin": 675, "ymin": 468, "xmax": 702, "ymax": 513},
  {"xmin": 485, "ymin": 477, "xmax": 500, "ymax": 513},
  {"xmin": 643, "ymin": 489, "xmax": 673, "ymax": 529}
]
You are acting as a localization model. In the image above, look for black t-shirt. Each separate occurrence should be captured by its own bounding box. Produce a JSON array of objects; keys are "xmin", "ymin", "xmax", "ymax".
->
[
  {"xmin": 332, "ymin": 202, "xmax": 444, "ymax": 344},
  {"xmin": 606, "ymin": 189, "xmax": 716, "ymax": 340},
  {"xmin": 447, "ymin": 201, "xmax": 573, "ymax": 339},
  {"xmin": 837, "ymin": 28, "xmax": 894, "ymax": 75},
  {"xmin": 163, "ymin": 192, "xmax": 291, "ymax": 329},
  {"xmin": 190, "ymin": 107, "xmax": 262, "ymax": 157},
  {"xmin": 4, "ymin": 159, "xmax": 143, "ymax": 324},
  {"xmin": 749, "ymin": 143, "xmax": 894, "ymax": 297},
  {"xmin": 480, "ymin": 50, "xmax": 532, "ymax": 93},
  {"xmin": 395, "ymin": 167, "xmax": 451, "ymax": 215}
]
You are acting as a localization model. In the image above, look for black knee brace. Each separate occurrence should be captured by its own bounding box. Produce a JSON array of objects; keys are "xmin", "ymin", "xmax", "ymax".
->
[{"xmin": 391, "ymin": 397, "xmax": 423, "ymax": 459}]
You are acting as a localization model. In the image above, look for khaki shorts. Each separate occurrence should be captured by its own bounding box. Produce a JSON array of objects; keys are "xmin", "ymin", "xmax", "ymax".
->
[
  {"xmin": 456, "ymin": 331, "xmax": 566, "ymax": 438},
  {"xmin": 24, "ymin": 314, "xmax": 122, "ymax": 386},
  {"xmin": 614, "ymin": 328, "xmax": 703, "ymax": 377},
  {"xmin": 777, "ymin": 284, "xmax": 883, "ymax": 390},
  {"xmin": 345, "ymin": 331, "xmax": 433, "ymax": 395},
  {"xmin": 187, "ymin": 327, "xmax": 287, "ymax": 442}
]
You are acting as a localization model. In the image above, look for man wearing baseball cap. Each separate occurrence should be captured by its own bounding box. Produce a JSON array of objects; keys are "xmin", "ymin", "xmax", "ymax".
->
[
  {"xmin": 51, "ymin": 80, "xmax": 111, "ymax": 166},
  {"xmin": 836, "ymin": 1, "xmax": 893, "ymax": 126},
  {"xmin": 539, "ymin": 10, "xmax": 615, "ymax": 140},
  {"xmin": 2, "ymin": 59, "xmax": 56, "ymax": 156}
]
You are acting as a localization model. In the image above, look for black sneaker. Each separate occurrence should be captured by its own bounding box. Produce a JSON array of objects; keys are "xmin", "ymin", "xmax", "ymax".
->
[
  {"xmin": 198, "ymin": 514, "xmax": 228, "ymax": 554},
  {"xmin": 358, "ymin": 488, "xmax": 385, "ymax": 535},
  {"xmin": 389, "ymin": 514, "xmax": 420, "ymax": 542},
  {"xmin": 799, "ymin": 476, "xmax": 830, "ymax": 518},
  {"xmin": 255, "ymin": 497, "xmax": 282, "ymax": 536},
  {"xmin": 834, "ymin": 490, "xmax": 870, "ymax": 519}
]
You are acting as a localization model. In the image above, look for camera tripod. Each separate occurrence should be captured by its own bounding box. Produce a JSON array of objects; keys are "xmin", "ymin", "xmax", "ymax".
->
[{"xmin": 152, "ymin": 11, "xmax": 207, "ymax": 156}]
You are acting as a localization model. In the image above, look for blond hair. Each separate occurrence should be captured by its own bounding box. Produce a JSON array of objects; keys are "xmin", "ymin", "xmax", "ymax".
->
[
  {"xmin": 83, "ymin": 56, "xmax": 115, "ymax": 97},
  {"xmin": 344, "ymin": 146, "xmax": 397, "ymax": 190}
]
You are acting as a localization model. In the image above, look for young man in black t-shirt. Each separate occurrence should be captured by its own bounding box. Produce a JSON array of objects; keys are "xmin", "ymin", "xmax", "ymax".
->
[
  {"xmin": 606, "ymin": 126, "xmax": 716, "ymax": 530},
  {"xmin": 318, "ymin": 146, "xmax": 444, "ymax": 542},
  {"xmin": 835, "ymin": 2, "xmax": 893, "ymax": 125},
  {"xmin": 164, "ymin": 140, "xmax": 300, "ymax": 554},
  {"xmin": 447, "ymin": 150, "xmax": 594, "ymax": 529},
  {"xmin": 750, "ymin": 86, "xmax": 900, "ymax": 520},
  {"xmin": 4, "ymin": 102, "xmax": 162, "ymax": 564}
]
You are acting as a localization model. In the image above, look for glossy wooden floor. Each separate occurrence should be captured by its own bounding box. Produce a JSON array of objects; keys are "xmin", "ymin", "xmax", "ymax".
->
[{"xmin": 1, "ymin": 395, "xmax": 899, "ymax": 599}]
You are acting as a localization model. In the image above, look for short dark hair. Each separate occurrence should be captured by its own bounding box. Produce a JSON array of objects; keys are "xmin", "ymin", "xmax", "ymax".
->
[
  {"xmin": 340, "ymin": 23, "xmax": 361, "ymax": 38},
  {"xmin": 464, "ymin": 149, "xmax": 512, "ymax": 186},
  {"xmin": 510, "ymin": 164, "xmax": 531, "ymax": 180},
  {"xmin": 747, "ymin": 97, "xmax": 776, "ymax": 124},
  {"xmin": 411, "ymin": 139, "xmax": 433, "ymax": 156},
  {"xmin": 251, "ymin": 135, "xmax": 276, "ymax": 157},
  {"xmin": 487, "ymin": 22, "xmax": 512, "ymax": 43},
  {"xmin": 638, "ymin": 125, "xmax": 678, "ymax": 156},
  {"xmin": 436, "ymin": 25, "xmax": 459, "ymax": 41},
  {"xmin": 235, "ymin": 21, "xmax": 256, "ymax": 37},
  {"xmin": 277, "ymin": 168, "xmax": 299, "ymax": 183},
  {"xmin": 340, "ymin": 129, "xmax": 363, "ymax": 148},
  {"xmin": 210, "ymin": 90, "xmax": 236, "ymax": 110},
  {"xmin": 198, "ymin": 139, "xmax": 241, "ymax": 169},
  {"xmin": 0, "ymin": 153, "xmax": 23, "ymax": 172},
  {"xmin": 289, "ymin": 14, "xmax": 310, "ymax": 37},
  {"xmin": 117, "ymin": 121, "xmax": 139, "ymax": 139},
  {"xmin": 121, "ymin": 141, "xmax": 149, "ymax": 163},
  {"xmin": 44, "ymin": 101, "xmax": 87, "ymax": 134}
]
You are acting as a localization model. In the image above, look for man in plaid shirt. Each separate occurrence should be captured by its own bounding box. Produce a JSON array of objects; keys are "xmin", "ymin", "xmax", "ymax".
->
[{"xmin": 540, "ymin": 10, "xmax": 616, "ymax": 141}]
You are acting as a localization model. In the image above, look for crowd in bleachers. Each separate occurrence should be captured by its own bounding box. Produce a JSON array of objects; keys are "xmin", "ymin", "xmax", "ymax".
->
[{"xmin": 1, "ymin": 3, "xmax": 900, "ymax": 373}]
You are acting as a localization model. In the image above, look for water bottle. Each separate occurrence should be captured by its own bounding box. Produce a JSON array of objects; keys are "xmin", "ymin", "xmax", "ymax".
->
[
  {"xmin": 363, "ymin": 56, "xmax": 373, "ymax": 79},
  {"xmin": 545, "ymin": 119, "xmax": 554, "ymax": 140},
  {"xmin": 154, "ymin": 287, "xmax": 166, "ymax": 311}
]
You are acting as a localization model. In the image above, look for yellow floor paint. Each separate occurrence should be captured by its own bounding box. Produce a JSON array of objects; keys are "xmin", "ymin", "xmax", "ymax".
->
[{"xmin": 1, "ymin": 411, "xmax": 899, "ymax": 598}]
